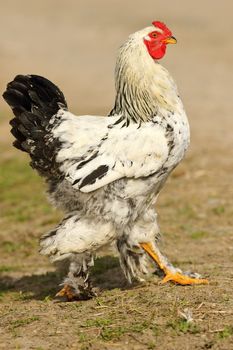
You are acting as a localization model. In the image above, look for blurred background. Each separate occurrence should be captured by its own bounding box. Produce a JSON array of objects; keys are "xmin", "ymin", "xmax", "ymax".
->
[
  {"xmin": 0, "ymin": 0, "xmax": 232, "ymax": 130},
  {"xmin": 0, "ymin": 1, "xmax": 233, "ymax": 349}
]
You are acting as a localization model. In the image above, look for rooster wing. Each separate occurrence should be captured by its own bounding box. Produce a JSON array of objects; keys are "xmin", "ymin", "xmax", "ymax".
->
[
  {"xmin": 53, "ymin": 112, "xmax": 169, "ymax": 193},
  {"xmin": 3, "ymin": 74, "xmax": 170, "ymax": 194}
]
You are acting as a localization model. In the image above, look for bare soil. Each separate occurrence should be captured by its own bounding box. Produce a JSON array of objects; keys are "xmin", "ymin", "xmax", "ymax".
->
[{"xmin": 0, "ymin": 1, "xmax": 232, "ymax": 349}]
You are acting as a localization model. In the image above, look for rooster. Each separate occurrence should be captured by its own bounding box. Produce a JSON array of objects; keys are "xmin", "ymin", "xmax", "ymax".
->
[{"xmin": 3, "ymin": 21, "xmax": 208, "ymax": 300}]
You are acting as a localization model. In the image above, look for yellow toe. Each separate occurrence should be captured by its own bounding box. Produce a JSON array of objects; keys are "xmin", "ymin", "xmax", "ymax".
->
[{"xmin": 160, "ymin": 272, "xmax": 209, "ymax": 286}]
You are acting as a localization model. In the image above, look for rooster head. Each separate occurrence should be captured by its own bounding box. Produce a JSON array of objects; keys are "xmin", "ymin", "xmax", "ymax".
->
[{"xmin": 143, "ymin": 21, "xmax": 177, "ymax": 60}]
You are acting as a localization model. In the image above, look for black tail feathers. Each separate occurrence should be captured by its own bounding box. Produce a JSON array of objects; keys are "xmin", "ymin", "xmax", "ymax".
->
[{"xmin": 2, "ymin": 74, "xmax": 67, "ymax": 152}]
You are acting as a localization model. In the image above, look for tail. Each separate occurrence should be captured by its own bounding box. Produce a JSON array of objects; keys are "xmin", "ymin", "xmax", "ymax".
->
[{"xmin": 2, "ymin": 74, "xmax": 68, "ymax": 176}]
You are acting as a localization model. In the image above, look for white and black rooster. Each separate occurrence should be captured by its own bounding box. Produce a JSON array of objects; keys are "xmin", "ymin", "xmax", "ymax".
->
[{"xmin": 3, "ymin": 21, "xmax": 208, "ymax": 300}]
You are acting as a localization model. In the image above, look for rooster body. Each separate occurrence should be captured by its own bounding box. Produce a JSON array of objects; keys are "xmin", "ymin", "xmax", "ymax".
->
[{"xmin": 3, "ymin": 22, "xmax": 207, "ymax": 300}]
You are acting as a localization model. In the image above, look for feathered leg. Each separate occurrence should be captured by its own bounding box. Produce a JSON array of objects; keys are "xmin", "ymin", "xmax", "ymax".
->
[
  {"xmin": 116, "ymin": 208, "xmax": 159, "ymax": 283},
  {"xmin": 118, "ymin": 207, "xmax": 208, "ymax": 285},
  {"xmin": 56, "ymin": 253, "xmax": 96, "ymax": 301},
  {"xmin": 117, "ymin": 236, "xmax": 149, "ymax": 283},
  {"xmin": 40, "ymin": 213, "xmax": 116, "ymax": 300}
]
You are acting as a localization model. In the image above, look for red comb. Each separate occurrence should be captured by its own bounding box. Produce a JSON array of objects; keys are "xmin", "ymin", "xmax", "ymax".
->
[{"xmin": 152, "ymin": 21, "xmax": 172, "ymax": 36}]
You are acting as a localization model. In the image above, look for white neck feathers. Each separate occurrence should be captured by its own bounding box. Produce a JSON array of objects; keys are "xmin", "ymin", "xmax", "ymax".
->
[{"xmin": 111, "ymin": 28, "xmax": 183, "ymax": 122}]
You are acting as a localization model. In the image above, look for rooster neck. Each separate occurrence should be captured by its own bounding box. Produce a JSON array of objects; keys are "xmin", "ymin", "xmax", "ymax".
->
[{"xmin": 110, "ymin": 37, "xmax": 183, "ymax": 123}]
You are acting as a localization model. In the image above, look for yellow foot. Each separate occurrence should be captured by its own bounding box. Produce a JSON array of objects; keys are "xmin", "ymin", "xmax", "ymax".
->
[
  {"xmin": 55, "ymin": 284, "xmax": 76, "ymax": 301},
  {"xmin": 140, "ymin": 242, "xmax": 208, "ymax": 286},
  {"xmin": 160, "ymin": 272, "xmax": 209, "ymax": 286}
]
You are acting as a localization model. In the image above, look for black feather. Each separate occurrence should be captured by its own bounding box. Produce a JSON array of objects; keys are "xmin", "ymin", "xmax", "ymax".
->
[
  {"xmin": 3, "ymin": 89, "xmax": 31, "ymax": 110},
  {"xmin": 79, "ymin": 165, "xmax": 109, "ymax": 189},
  {"xmin": 10, "ymin": 127, "xmax": 25, "ymax": 142},
  {"xmin": 2, "ymin": 74, "xmax": 68, "ymax": 178},
  {"xmin": 76, "ymin": 152, "xmax": 99, "ymax": 171},
  {"xmin": 13, "ymin": 140, "xmax": 26, "ymax": 152}
]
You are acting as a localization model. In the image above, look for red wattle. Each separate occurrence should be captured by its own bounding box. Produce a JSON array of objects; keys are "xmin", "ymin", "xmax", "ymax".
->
[{"xmin": 144, "ymin": 40, "xmax": 167, "ymax": 60}]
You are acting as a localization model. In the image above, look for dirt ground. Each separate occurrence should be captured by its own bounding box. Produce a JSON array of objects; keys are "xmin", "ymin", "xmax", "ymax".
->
[{"xmin": 0, "ymin": 1, "xmax": 233, "ymax": 349}]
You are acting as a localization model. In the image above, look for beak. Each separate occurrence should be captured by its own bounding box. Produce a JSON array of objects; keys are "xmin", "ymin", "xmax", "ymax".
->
[{"xmin": 164, "ymin": 36, "xmax": 177, "ymax": 45}]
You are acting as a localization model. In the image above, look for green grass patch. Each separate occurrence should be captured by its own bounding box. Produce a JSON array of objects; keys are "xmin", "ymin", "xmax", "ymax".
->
[
  {"xmin": 81, "ymin": 317, "xmax": 156, "ymax": 342},
  {"xmin": 0, "ymin": 158, "xmax": 39, "ymax": 201},
  {"xmin": 177, "ymin": 205, "xmax": 197, "ymax": 219},
  {"xmin": 9, "ymin": 316, "xmax": 40, "ymax": 329},
  {"xmin": 84, "ymin": 318, "xmax": 112, "ymax": 328},
  {"xmin": 212, "ymin": 206, "xmax": 225, "ymax": 216},
  {"xmin": 0, "ymin": 265, "xmax": 20, "ymax": 273},
  {"xmin": 217, "ymin": 326, "xmax": 233, "ymax": 339},
  {"xmin": 190, "ymin": 231, "xmax": 208, "ymax": 239},
  {"xmin": 1, "ymin": 241, "xmax": 22, "ymax": 253},
  {"xmin": 167, "ymin": 319, "xmax": 200, "ymax": 334},
  {"xmin": 0, "ymin": 239, "xmax": 37, "ymax": 258},
  {"xmin": 0, "ymin": 156, "xmax": 61, "ymax": 233}
]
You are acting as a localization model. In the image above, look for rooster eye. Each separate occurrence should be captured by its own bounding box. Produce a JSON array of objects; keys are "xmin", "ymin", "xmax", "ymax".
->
[{"xmin": 151, "ymin": 32, "xmax": 158, "ymax": 38}]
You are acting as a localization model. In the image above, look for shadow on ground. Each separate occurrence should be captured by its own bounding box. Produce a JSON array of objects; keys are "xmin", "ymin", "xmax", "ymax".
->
[{"xmin": 0, "ymin": 256, "xmax": 130, "ymax": 300}]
